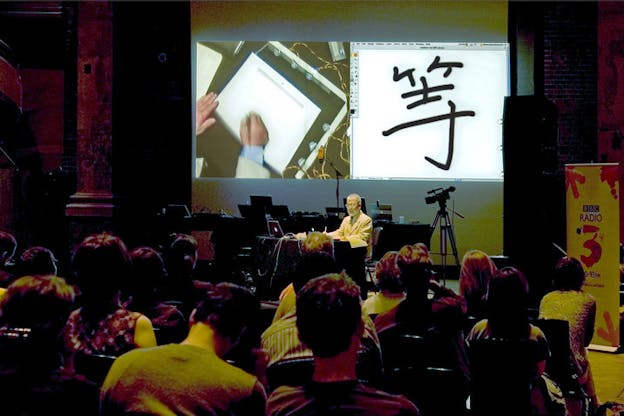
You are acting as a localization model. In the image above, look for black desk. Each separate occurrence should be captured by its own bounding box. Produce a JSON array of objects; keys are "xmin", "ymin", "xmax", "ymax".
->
[
  {"xmin": 255, "ymin": 236, "xmax": 367, "ymax": 300},
  {"xmin": 373, "ymin": 222, "xmax": 432, "ymax": 260}
]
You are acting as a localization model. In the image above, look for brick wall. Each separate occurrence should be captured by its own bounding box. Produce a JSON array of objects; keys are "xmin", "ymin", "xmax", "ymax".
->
[{"xmin": 542, "ymin": 2, "xmax": 598, "ymax": 166}]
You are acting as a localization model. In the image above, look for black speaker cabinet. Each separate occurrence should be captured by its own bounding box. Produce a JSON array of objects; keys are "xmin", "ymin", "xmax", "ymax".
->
[{"xmin": 502, "ymin": 96, "xmax": 564, "ymax": 302}]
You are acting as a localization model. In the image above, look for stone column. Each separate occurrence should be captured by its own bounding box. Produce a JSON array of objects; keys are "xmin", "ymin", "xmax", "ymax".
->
[{"xmin": 65, "ymin": 1, "xmax": 115, "ymax": 237}]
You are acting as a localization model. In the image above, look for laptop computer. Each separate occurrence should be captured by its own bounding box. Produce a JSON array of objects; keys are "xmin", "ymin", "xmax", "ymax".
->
[{"xmin": 267, "ymin": 219, "xmax": 285, "ymax": 238}]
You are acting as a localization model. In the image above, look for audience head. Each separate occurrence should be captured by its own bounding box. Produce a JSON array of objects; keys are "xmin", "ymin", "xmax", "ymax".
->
[
  {"xmin": 553, "ymin": 256, "xmax": 585, "ymax": 291},
  {"xmin": 302, "ymin": 231, "xmax": 334, "ymax": 258},
  {"xmin": 162, "ymin": 233, "xmax": 198, "ymax": 277},
  {"xmin": 0, "ymin": 230, "xmax": 17, "ymax": 264},
  {"xmin": 345, "ymin": 193, "xmax": 363, "ymax": 217},
  {"xmin": 459, "ymin": 250, "xmax": 497, "ymax": 309},
  {"xmin": 486, "ymin": 266, "xmax": 530, "ymax": 337},
  {"xmin": 0, "ymin": 275, "xmax": 76, "ymax": 370},
  {"xmin": 17, "ymin": 246, "xmax": 58, "ymax": 277},
  {"xmin": 374, "ymin": 251, "xmax": 403, "ymax": 294},
  {"xmin": 296, "ymin": 273, "xmax": 362, "ymax": 358},
  {"xmin": 0, "ymin": 275, "xmax": 75, "ymax": 332},
  {"xmin": 127, "ymin": 246, "xmax": 167, "ymax": 306},
  {"xmin": 293, "ymin": 251, "xmax": 339, "ymax": 292},
  {"xmin": 191, "ymin": 282, "xmax": 259, "ymax": 353},
  {"xmin": 72, "ymin": 232, "xmax": 130, "ymax": 301},
  {"xmin": 397, "ymin": 243, "xmax": 432, "ymax": 299}
]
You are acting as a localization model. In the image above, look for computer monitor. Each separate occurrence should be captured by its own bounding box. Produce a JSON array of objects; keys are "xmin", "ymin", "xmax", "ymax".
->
[
  {"xmin": 250, "ymin": 195, "xmax": 273, "ymax": 210},
  {"xmin": 267, "ymin": 219, "xmax": 284, "ymax": 237},
  {"xmin": 268, "ymin": 204, "xmax": 290, "ymax": 219},
  {"xmin": 325, "ymin": 206, "xmax": 346, "ymax": 219}
]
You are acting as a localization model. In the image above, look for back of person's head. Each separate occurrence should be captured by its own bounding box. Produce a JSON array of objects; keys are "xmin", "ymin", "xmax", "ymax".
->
[
  {"xmin": 127, "ymin": 246, "xmax": 166, "ymax": 307},
  {"xmin": 459, "ymin": 249, "xmax": 497, "ymax": 300},
  {"xmin": 17, "ymin": 246, "xmax": 58, "ymax": 277},
  {"xmin": 296, "ymin": 273, "xmax": 362, "ymax": 358},
  {"xmin": 0, "ymin": 275, "xmax": 76, "ymax": 372},
  {"xmin": 0, "ymin": 230, "xmax": 17, "ymax": 264},
  {"xmin": 301, "ymin": 231, "xmax": 334, "ymax": 258},
  {"xmin": 72, "ymin": 232, "xmax": 130, "ymax": 300},
  {"xmin": 375, "ymin": 251, "xmax": 403, "ymax": 294},
  {"xmin": 0, "ymin": 275, "xmax": 75, "ymax": 331},
  {"xmin": 192, "ymin": 282, "xmax": 259, "ymax": 342},
  {"xmin": 293, "ymin": 251, "xmax": 339, "ymax": 292},
  {"xmin": 486, "ymin": 266, "xmax": 530, "ymax": 338},
  {"xmin": 162, "ymin": 233, "xmax": 198, "ymax": 277},
  {"xmin": 397, "ymin": 243, "xmax": 432, "ymax": 298},
  {"xmin": 553, "ymin": 256, "xmax": 585, "ymax": 291}
]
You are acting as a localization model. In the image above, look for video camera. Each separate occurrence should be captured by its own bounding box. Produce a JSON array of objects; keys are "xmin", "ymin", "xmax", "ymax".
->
[{"xmin": 425, "ymin": 186, "xmax": 456, "ymax": 205}]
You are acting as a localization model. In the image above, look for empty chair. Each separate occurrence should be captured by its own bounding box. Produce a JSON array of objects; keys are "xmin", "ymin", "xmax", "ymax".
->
[
  {"xmin": 378, "ymin": 324, "xmax": 467, "ymax": 416},
  {"xmin": 468, "ymin": 338, "xmax": 534, "ymax": 416}
]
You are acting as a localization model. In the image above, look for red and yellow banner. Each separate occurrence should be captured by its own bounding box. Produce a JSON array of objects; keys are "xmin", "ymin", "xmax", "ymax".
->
[{"xmin": 565, "ymin": 163, "xmax": 620, "ymax": 350}]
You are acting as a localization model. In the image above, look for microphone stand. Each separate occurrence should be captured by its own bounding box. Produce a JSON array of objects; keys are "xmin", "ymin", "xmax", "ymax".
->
[{"xmin": 327, "ymin": 159, "xmax": 342, "ymax": 208}]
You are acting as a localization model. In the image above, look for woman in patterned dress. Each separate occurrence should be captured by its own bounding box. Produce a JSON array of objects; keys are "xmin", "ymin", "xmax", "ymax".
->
[{"xmin": 62, "ymin": 233, "xmax": 156, "ymax": 375}]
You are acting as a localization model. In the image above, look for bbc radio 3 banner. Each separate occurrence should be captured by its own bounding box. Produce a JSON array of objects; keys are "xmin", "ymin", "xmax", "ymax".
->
[{"xmin": 565, "ymin": 163, "xmax": 620, "ymax": 350}]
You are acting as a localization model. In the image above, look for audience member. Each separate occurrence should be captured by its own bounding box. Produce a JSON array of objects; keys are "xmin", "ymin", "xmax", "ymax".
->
[
  {"xmin": 466, "ymin": 266, "xmax": 550, "ymax": 414},
  {"xmin": 0, "ymin": 230, "xmax": 17, "ymax": 286},
  {"xmin": 16, "ymin": 245, "xmax": 58, "ymax": 277},
  {"xmin": 62, "ymin": 233, "xmax": 157, "ymax": 370},
  {"xmin": 458, "ymin": 249, "xmax": 497, "ymax": 318},
  {"xmin": 327, "ymin": 193, "xmax": 373, "ymax": 259},
  {"xmin": 539, "ymin": 256, "xmax": 598, "ymax": 412},
  {"xmin": 262, "ymin": 260, "xmax": 382, "ymax": 382},
  {"xmin": 126, "ymin": 246, "xmax": 187, "ymax": 344},
  {"xmin": 267, "ymin": 273, "xmax": 420, "ymax": 415},
  {"xmin": 375, "ymin": 243, "xmax": 465, "ymax": 333},
  {"xmin": 363, "ymin": 251, "xmax": 405, "ymax": 317},
  {"xmin": 161, "ymin": 232, "xmax": 204, "ymax": 317},
  {"xmin": 273, "ymin": 231, "xmax": 336, "ymax": 322},
  {"xmin": 0, "ymin": 275, "xmax": 99, "ymax": 415},
  {"xmin": 100, "ymin": 282, "xmax": 267, "ymax": 415},
  {"xmin": 374, "ymin": 243, "xmax": 469, "ymax": 389}
]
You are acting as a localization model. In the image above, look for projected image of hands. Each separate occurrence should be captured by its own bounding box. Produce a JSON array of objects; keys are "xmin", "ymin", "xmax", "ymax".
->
[{"xmin": 195, "ymin": 41, "xmax": 350, "ymax": 179}]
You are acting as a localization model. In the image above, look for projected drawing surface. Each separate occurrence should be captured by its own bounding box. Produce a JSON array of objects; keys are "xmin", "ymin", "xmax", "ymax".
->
[
  {"xmin": 195, "ymin": 41, "xmax": 349, "ymax": 179},
  {"xmin": 216, "ymin": 53, "xmax": 321, "ymax": 175}
]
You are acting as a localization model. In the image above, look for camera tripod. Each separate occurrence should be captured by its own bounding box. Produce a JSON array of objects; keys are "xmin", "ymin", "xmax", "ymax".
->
[{"xmin": 430, "ymin": 199, "xmax": 460, "ymax": 279}]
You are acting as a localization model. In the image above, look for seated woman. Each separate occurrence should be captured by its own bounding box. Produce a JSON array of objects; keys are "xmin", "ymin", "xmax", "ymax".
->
[
  {"xmin": 362, "ymin": 251, "xmax": 405, "ymax": 317},
  {"xmin": 539, "ymin": 256, "xmax": 597, "ymax": 413},
  {"xmin": 466, "ymin": 266, "xmax": 550, "ymax": 415},
  {"xmin": 62, "ymin": 233, "xmax": 157, "ymax": 373},
  {"xmin": 458, "ymin": 249, "xmax": 497, "ymax": 319},
  {"xmin": 126, "ymin": 246, "xmax": 187, "ymax": 345}
]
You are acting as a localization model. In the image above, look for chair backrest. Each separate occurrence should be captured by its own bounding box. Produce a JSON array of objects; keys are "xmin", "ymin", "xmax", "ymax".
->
[
  {"xmin": 74, "ymin": 352, "xmax": 117, "ymax": 386},
  {"xmin": 468, "ymin": 338, "xmax": 534, "ymax": 416},
  {"xmin": 378, "ymin": 324, "xmax": 467, "ymax": 415},
  {"xmin": 266, "ymin": 357, "xmax": 315, "ymax": 393},
  {"xmin": 533, "ymin": 318, "xmax": 583, "ymax": 397}
]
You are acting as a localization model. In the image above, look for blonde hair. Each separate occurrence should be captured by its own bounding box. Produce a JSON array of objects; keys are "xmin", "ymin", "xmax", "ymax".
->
[
  {"xmin": 302, "ymin": 231, "xmax": 334, "ymax": 257},
  {"xmin": 398, "ymin": 243, "xmax": 432, "ymax": 266},
  {"xmin": 459, "ymin": 249, "xmax": 497, "ymax": 308}
]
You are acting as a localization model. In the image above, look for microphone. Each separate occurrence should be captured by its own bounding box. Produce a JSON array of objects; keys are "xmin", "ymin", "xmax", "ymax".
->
[
  {"xmin": 427, "ymin": 188, "xmax": 443, "ymax": 194},
  {"xmin": 317, "ymin": 145, "xmax": 325, "ymax": 163}
]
